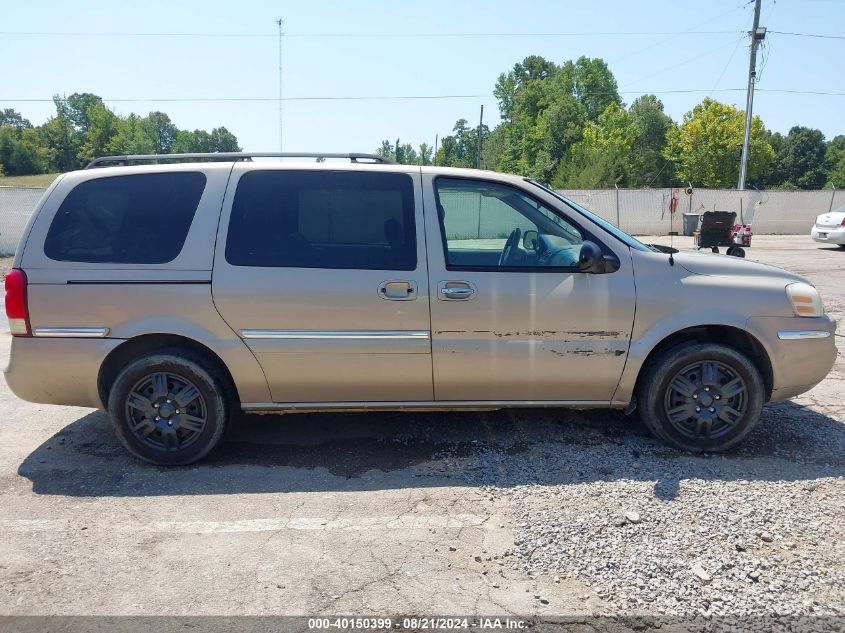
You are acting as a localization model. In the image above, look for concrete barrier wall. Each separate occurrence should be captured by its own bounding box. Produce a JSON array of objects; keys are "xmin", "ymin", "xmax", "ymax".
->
[
  {"xmin": 1, "ymin": 184, "xmax": 842, "ymax": 256},
  {"xmin": 558, "ymin": 187, "xmax": 845, "ymax": 236}
]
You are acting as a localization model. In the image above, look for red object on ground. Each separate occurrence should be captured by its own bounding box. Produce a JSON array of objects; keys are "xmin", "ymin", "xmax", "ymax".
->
[{"xmin": 729, "ymin": 224, "xmax": 753, "ymax": 247}]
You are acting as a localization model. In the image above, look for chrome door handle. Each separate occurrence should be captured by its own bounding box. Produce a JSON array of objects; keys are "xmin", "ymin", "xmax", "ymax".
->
[{"xmin": 440, "ymin": 287, "xmax": 475, "ymax": 299}]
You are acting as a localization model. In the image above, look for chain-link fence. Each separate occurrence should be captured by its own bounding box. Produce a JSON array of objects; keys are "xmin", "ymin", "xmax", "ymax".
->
[
  {"xmin": 0, "ymin": 187, "xmax": 45, "ymax": 256},
  {"xmin": 1, "ymin": 184, "xmax": 843, "ymax": 257}
]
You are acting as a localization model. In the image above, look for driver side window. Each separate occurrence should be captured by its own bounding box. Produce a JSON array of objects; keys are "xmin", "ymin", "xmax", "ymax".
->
[{"xmin": 435, "ymin": 177, "xmax": 584, "ymax": 269}]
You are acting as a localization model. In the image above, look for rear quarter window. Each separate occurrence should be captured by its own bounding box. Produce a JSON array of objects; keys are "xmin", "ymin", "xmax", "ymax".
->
[{"xmin": 44, "ymin": 172, "xmax": 206, "ymax": 264}]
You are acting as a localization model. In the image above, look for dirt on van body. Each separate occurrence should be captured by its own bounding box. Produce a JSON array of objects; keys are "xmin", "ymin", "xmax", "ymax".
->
[{"xmin": 0, "ymin": 235, "xmax": 842, "ymax": 630}]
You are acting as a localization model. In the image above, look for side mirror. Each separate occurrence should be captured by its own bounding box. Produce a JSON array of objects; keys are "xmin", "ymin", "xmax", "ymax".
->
[
  {"xmin": 579, "ymin": 240, "xmax": 610, "ymax": 274},
  {"xmin": 522, "ymin": 229, "xmax": 538, "ymax": 251}
]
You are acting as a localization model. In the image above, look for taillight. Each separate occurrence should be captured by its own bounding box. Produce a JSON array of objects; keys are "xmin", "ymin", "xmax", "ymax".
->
[
  {"xmin": 5, "ymin": 269, "xmax": 31, "ymax": 336},
  {"xmin": 841, "ymin": 217, "xmax": 845, "ymax": 227}
]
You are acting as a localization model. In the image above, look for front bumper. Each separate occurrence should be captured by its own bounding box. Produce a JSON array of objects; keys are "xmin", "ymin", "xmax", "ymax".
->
[
  {"xmin": 810, "ymin": 225, "xmax": 845, "ymax": 245},
  {"xmin": 746, "ymin": 315, "xmax": 837, "ymax": 402},
  {"xmin": 4, "ymin": 336, "xmax": 121, "ymax": 408}
]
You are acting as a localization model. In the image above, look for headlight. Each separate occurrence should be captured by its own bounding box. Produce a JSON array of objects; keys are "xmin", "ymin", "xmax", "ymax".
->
[{"xmin": 786, "ymin": 282, "xmax": 825, "ymax": 317}]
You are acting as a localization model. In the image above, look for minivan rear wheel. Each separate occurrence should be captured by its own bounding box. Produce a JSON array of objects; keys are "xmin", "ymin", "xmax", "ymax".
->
[
  {"xmin": 637, "ymin": 343, "xmax": 764, "ymax": 452},
  {"xmin": 108, "ymin": 350, "xmax": 229, "ymax": 465}
]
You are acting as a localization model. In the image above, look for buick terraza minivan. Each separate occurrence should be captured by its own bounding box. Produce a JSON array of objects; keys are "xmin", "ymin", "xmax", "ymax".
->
[{"xmin": 3, "ymin": 152, "xmax": 837, "ymax": 465}]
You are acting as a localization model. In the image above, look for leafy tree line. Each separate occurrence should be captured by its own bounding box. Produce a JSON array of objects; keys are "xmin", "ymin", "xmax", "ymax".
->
[
  {"xmin": 377, "ymin": 55, "xmax": 845, "ymax": 190},
  {"xmin": 0, "ymin": 93, "xmax": 240, "ymax": 176}
]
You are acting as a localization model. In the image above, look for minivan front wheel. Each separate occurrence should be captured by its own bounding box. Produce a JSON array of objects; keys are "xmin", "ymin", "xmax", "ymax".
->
[
  {"xmin": 108, "ymin": 351, "xmax": 229, "ymax": 465},
  {"xmin": 637, "ymin": 343, "xmax": 764, "ymax": 452}
]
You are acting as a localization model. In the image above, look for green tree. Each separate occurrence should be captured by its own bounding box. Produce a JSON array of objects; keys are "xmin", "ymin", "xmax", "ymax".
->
[
  {"xmin": 570, "ymin": 56, "xmax": 622, "ymax": 122},
  {"xmin": 489, "ymin": 55, "xmax": 618, "ymax": 180},
  {"xmin": 0, "ymin": 126, "xmax": 44, "ymax": 175},
  {"xmin": 78, "ymin": 103, "xmax": 119, "ymax": 164},
  {"xmin": 106, "ymin": 114, "xmax": 156, "ymax": 155},
  {"xmin": 418, "ymin": 142, "xmax": 433, "ymax": 166},
  {"xmin": 142, "ymin": 112, "xmax": 178, "ymax": 154},
  {"xmin": 775, "ymin": 126, "xmax": 827, "ymax": 189},
  {"xmin": 0, "ymin": 109, "xmax": 31, "ymax": 130},
  {"xmin": 760, "ymin": 130, "xmax": 786, "ymax": 186},
  {"xmin": 826, "ymin": 135, "xmax": 845, "ymax": 188},
  {"xmin": 64, "ymin": 93, "xmax": 105, "ymax": 132},
  {"xmin": 394, "ymin": 140, "xmax": 418, "ymax": 165},
  {"xmin": 172, "ymin": 129, "xmax": 233, "ymax": 153},
  {"xmin": 40, "ymin": 112, "xmax": 80, "ymax": 172},
  {"xmin": 560, "ymin": 103, "xmax": 635, "ymax": 187},
  {"xmin": 376, "ymin": 139, "xmax": 394, "ymax": 159},
  {"xmin": 374, "ymin": 139, "xmax": 426, "ymax": 165},
  {"xmin": 493, "ymin": 55, "xmax": 559, "ymax": 121},
  {"xmin": 210, "ymin": 127, "xmax": 240, "ymax": 152},
  {"xmin": 663, "ymin": 98, "xmax": 773, "ymax": 187},
  {"xmin": 434, "ymin": 119, "xmax": 490, "ymax": 168},
  {"xmin": 627, "ymin": 95, "xmax": 674, "ymax": 186}
]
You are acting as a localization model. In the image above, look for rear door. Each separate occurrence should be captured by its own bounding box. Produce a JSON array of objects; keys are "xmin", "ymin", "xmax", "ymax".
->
[{"xmin": 212, "ymin": 164, "xmax": 433, "ymax": 404}]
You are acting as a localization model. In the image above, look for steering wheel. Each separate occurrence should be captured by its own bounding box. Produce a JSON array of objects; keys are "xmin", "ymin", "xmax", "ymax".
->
[{"xmin": 498, "ymin": 228, "xmax": 522, "ymax": 266}]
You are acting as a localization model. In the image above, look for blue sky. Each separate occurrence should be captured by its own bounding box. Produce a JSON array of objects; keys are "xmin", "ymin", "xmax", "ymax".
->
[{"xmin": 1, "ymin": 0, "xmax": 842, "ymax": 153}]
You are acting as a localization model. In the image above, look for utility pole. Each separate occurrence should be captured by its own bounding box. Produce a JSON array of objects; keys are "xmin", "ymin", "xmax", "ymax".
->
[
  {"xmin": 476, "ymin": 105, "xmax": 484, "ymax": 169},
  {"xmin": 738, "ymin": 0, "xmax": 765, "ymax": 190},
  {"xmin": 434, "ymin": 134, "xmax": 439, "ymax": 166},
  {"xmin": 277, "ymin": 18, "xmax": 285, "ymax": 152}
]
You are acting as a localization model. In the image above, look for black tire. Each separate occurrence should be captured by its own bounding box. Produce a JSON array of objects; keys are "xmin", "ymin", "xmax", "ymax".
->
[
  {"xmin": 730, "ymin": 246, "xmax": 746, "ymax": 258},
  {"xmin": 637, "ymin": 343, "xmax": 764, "ymax": 452},
  {"xmin": 711, "ymin": 246, "xmax": 719, "ymax": 254},
  {"xmin": 726, "ymin": 246, "xmax": 735, "ymax": 256},
  {"xmin": 108, "ymin": 349, "xmax": 230, "ymax": 465}
]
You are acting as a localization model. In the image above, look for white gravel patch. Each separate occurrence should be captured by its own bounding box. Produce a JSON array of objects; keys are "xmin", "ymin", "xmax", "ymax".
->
[{"xmin": 505, "ymin": 477, "xmax": 844, "ymax": 617}]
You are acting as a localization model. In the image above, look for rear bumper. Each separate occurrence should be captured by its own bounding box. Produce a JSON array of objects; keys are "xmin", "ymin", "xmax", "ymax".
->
[
  {"xmin": 3, "ymin": 336, "xmax": 121, "ymax": 408},
  {"xmin": 746, "ymin": 315, "xmax": 837, "ymax": 402},
  {"xmin": 810, "ymin": 225, "xmax": 845, "ymax": 245}
]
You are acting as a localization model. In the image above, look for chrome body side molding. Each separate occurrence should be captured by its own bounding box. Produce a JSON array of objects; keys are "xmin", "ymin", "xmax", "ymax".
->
[
  {"xmin": 239, "ymin": 330, "xmax": 430, "ymax": 341},
  {"xmin": 777, "ymin": 330, "xmax": 831, "ymax": 340},
  {"xmin": 33, "ymin": 327, "xmax": 110, "ymax": 338}
]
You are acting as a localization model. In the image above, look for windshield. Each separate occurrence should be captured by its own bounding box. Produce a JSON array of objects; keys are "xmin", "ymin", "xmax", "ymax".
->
[{"xmin": 525, "ymin": 179, "xmax": 651, "ymax": 252}]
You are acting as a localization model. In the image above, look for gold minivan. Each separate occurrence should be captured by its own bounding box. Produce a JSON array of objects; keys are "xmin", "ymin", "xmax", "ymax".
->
[{"xmin": 4, "ymin": 153, "xmax": 837, "ymax": 465}]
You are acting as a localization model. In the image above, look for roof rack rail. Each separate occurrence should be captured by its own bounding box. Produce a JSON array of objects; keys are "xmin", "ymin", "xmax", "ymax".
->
[{"xmin": 85, "ymin": 152, "xmax": 396, "ymax": 169}]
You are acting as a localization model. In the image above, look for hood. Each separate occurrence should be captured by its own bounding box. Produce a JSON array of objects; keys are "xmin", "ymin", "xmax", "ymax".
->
[{"xmin": 671, "ymin": 251, "xmax": 806, "ymax": 283}]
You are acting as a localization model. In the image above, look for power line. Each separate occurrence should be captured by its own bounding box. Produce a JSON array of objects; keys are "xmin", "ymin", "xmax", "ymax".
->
[
  {"xmin": 0, "ymin": 30, "xmax": 743, "ymax": 38},
  {"xmin": 622, "ymin": 36, "xmax": 745, "ymax": 88},
  {"xmin": 4, "ymin": 88, "xmax": 844, "ymax": 105},
  {"xmin": 769, "ymin": 30, "xmax": 845, "ymax": 41},
  {"xmin": 710, "ymin": 8, "xmax": 754, "ymax": 97},
  {"xmin": 609, "ymin": 4, "xmax": 747, "ymax": 65},
  {"xmin": 756, "ymin": 88, "xmax": 845, "ymax": 96},
  {"xmin": 0, "ymin": 95, "xmax": 496, "ymax": 103}
]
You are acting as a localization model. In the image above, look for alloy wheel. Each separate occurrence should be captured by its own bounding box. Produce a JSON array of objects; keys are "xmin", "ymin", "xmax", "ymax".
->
[{"xmin": 124, "ymin": 371, "xmax": 208, "ymax": 451}]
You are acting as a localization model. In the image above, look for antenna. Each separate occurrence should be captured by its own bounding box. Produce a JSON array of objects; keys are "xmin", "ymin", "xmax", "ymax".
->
[{"xmin": 276, "ymin": 18, "xmax": 285, "ymax": 152}]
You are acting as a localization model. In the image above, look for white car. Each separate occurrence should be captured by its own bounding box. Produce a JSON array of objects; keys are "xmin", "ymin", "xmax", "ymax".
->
[{"xmin": 811, "ymin": 204, "xmax": 845, "ymax": 247}]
